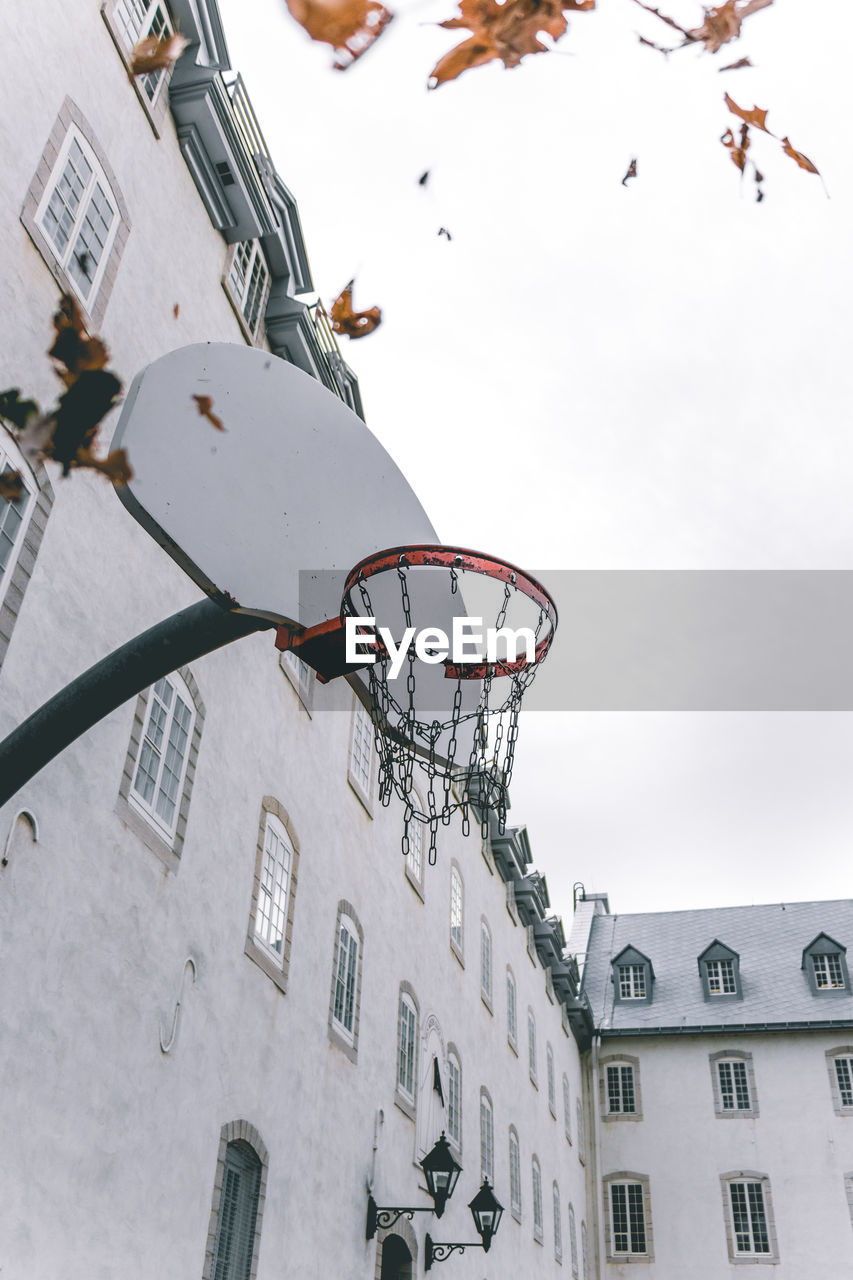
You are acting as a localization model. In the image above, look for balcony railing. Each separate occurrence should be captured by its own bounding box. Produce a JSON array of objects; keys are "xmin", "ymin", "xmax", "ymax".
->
[
  {"xmin": 307, "ymin": 300, "xmax": 352, "ymax": 402},
  {"xmin": 223, "ymin": 72, "xmax": 272, "ymax": 165}
]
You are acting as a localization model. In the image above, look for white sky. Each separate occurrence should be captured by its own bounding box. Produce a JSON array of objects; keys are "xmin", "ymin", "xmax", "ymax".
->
[{"xmin": 218, "ymin": 0, "xmax": 853, "ymax": 915}]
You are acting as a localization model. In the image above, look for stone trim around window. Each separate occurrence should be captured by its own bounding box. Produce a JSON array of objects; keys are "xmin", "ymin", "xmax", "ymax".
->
[
  {"xmin": 480, "ymin": 916, "xmax": 494, "ymax": 1013},
  {"xmin": 394, "ymin": 980, "xmax": 420, "ymax": 1122},
  {"xmin": 602, "ymin": 1172, "xmax": 654, "ymax": 1264},
  {"xmin": 719, "ymin": 1172, "xmax": 779, "ymax": 1265},
  {"xmin": 372, "ymin": 1216, "xmax": 419, "ymax": 1280},
  {"xmin": 202, "ymin": 1120, "xmax": 270, "ymax": 1280},
  {"xmin": 508, "ymin": 1124, "xmax": 522, "ymax": 1222},
  {"xmin": 0, "ymin": 438, "xmax": 54, "ymax": 675},
  {"xmin": 826, "ymin": 1046, "xmax": 853, "ymax": 1117},
  {"xmin": 101, "ymin": 1, "xmax": 179, "ymax": 138},
  {"xmin": 601, "ymin": 1054, "xmax": 643, "ymax": 1122},
  {"xmin": 710, "ymin": 1050, "xmax": 759, "ymax": 1119},
  {"xmin": 243, "ymin": 797, "xmax": 300, "ymax": 995},
  {"xmin": 21, "ymin": 97, "xmax": 131, "ymax": 329},
  {"xmin": 327, "ymin": 899, "xmax": 364, "ymax": 1063},
  {"xmin": 116, "ymin": 665, "xmax": 205, "ymax": 872},
  {"xmin": 449, "ymin": 860, "xmax": 464, "ymax": 968}
]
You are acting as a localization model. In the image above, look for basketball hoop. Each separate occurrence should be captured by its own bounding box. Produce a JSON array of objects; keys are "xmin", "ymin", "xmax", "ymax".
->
[{"xmin": 341, "ymin": 545, "xmax": 557, "ymax": 863}]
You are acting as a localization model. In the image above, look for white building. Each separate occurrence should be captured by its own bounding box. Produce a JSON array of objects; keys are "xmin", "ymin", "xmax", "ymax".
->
[{"xmin": 0, "ymin": 3, "xmax": 589, "ymax": 1277}]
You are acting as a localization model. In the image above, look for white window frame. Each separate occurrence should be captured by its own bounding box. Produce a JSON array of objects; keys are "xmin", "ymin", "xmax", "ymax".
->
[
  {"xmin": 826, "ymin": 1047, "xmax": 853, "ymax": 1116},
  {"xmin": 0, "ymin": 441, "xmax": 36, "ymax": 605},
  {"xmin": 607, "ymin": 1179, "xmax": 650, "ymax": 1259},
  {"xmin": 35, "ymin": 126, "xmax": 120, "ymax": 309},
  {"xmin": 279, "ymin": 646, "xmax": 314, "ymax": 713},
  {"xmin": 506, "ymin": 968, "xmax": 518, "ymax": 1050},
  {"xmin": 450, "ymin": 864, "xmax": 464, "ymax": 961},
  {"xmin": 405, "ymin": 796, "xmax": 424, "ymax": 897},
  {"xmin": 447, "ymin": 1051, "xmax": 462, "ymax": 1149},
  {"xmin": 480, "ymin": 1091, "xmax": 494, "ymax": 1184},
  {"xmin": 576, "ymin": 1098, "xmax": 585, "ymax": 1165},
  {"xmin": 604, "ymin": 1060, "xmax": 639, "ymax": 1117},
  {"xmin": 722, "ymin": 1174, "xmax": 777, "ymax": 1260},
  {"xmin": 532, "ymin": 1157, "xmax": 543, "ymax": 1243},
  {"xmin": 710, "ymin": 1050, "xmax": 759, "ymax": 1119},
  {"xmin": 348, "ymin": 697, "xmax": 375, "ymax": 810},
  {"xmin": 226, "ymin": 239, "xmax": 272, "ymax": 344},
  {"xmin": 553, "ymin": 1182, "xmax": 563, "ymax": 1261},
  {"xmin": 396, "ymin": 991, "xmax": 418, "ymax": 1108},
  {"xmin": 528, "ymin": 1009, "xmax": 537, "ymax": 1085},
  {"xmin": 563, "ymin": 1075, "xmax": 572, "ymax": 1143},
  {"xmin": 112, "ymin": 0, "xmax": 175, "ymax": 104},
  {"xmin": 813, "ymin": 952, "xmax": 846, "ymax": 989},
  {"xmin": 707, "ymin": 957, "xmax": 737, "ymax": 995},
  {"xmin": 618, "ymin": 963, "xmax": 646, "ymax": 999},
  {"xmin": 332, "ymin": 913, "xmax": 360, "ymax": 1045},
  {"xmin": 568, "ymin": 1204, "xmax": 579, "ymax": 1278},
  {"xmin": 509, "ymin": 1127, "xmax": 522, "ymax": 1219},
  {"xmin": 252, "ymin": 812, "xmax": 292, "ymax": 960},
  {"xmin": 480, "ymin": 919, "xmax": 493, "ymax": 1008},
  {"xmin": 547, "ymin": 1043, "xmax": 557, "ymax": 1116},
  {"xmin": 129, "ymin": 672, "xmax": 196, "ymax": 844}
]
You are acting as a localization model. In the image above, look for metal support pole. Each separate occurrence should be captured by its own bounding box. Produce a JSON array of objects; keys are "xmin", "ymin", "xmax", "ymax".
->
[{"xmin": 0, "ymin": 599, "xmax": 272, "ymax": 807}]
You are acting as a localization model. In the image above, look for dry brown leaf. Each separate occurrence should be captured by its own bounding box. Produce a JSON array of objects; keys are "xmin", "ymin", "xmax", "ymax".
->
[
  {"xmin": 284, "ymin": 0, "xmax": 393, "ymax": 69},
  {"xmin": 781, "ymin": 136, "xmax": 820, "ymax": 175},
  {"xmin": 638, "ymin": 33, "xmax": 673, "ymax": 55},
  {"xmin": 330, "ymin": 282, "xmax": 382, "ymax": 338},
  {"xmin": 50, "ymin": 371, "xmax": 123, "ymax": 474},
  {"xmin": 192, "ymin": 394, "xmax": 226, "ymax": 432},
  {"xmin": 129, "ymin": 32, "xmax": 190, "ymax": 76},
  {"xmin": 718, "ymin": 55, "xmax": 752, "ymax": 70},
  {"xmin": 0, "ymin": 470, "xmax": 25, "ymax": 503},
  {"xmin": 725, "ymin": 93, "xmax": 771, "ymax": 134},
  {"xmin": 632, "ymin": 0, "xmax": 772, "ymax": 53},
  {"xmin": 721, "ymin": 124, "xmax": 750, "ymax": 172},
  {"xmin": 429, "ymin": 0, "xmax": 594, "ymax": 89},
  {"xmin": 73, "ymin": 447, "xmax": 133, "ymax": 486},
  {"xmin": 173, "ymin": 303, "xmax": 180, "ymax": 319}
]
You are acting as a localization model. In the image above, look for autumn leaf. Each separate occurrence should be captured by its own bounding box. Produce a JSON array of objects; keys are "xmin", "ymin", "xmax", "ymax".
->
[
  {"xmin": 330, "ymin": 282, "xmax": 382, "ymax": 338},
  {"xmin": 129, "ymin": 32, "xmax": 190, "ymax": 76},
  {"xmin": 0, "ymin": 389, "xmax": 40, "ymax": 432},
  {"xmin": 50, "ymin": 371, "xmax": 123, "ymax": 474},
  {"xmin": 192, "ymin": 394, "xmax": 226, "ymax": 432},
  {"xmin": 719, "ymin": 56, "xmax": 752, "ymax": 70},
  {"xmin": 284, "ymin": 0, "xmax": 393, "ymax": 69},
  {"xmin": 74, "ymin": 447, "xmax": 133, "ymax": 486},
  {"xmin": 721, "ymin": 123, "xmax": 750, "ymax": 172},
  {"xmin": 725, "ymin": 92, "xmax": 771, "ymax": 134},
  {"xmin": 638, "ymin": 34, "xmax": 672, "ymax": 55},
  {"xmin": 0, "ymin": 470, "xmax": 25, "ymax": 503},
  {"xmin": 781, "ymin": 136, "xmax": 820, "ymax": 175},
  {"xmin": 429, "ymin": 0, "xmax": 594, "ymax": 89},
  {"xmin": 173, "ymin": 303, "xmax": 180, "ymax": 319},
  {"xmin": 622, "ymin": 158, "xmax": 638, "ymax": 186},
  {"xmin": 632, "ymin": 0, "xmax": 772, "ymax": 54}
]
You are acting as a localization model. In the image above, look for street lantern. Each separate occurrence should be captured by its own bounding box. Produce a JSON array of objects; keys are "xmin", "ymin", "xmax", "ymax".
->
[
  {"xmin": 425, "ymin": 1179, "xmax": 505, "ymax": 1269},
  {"xmin": 420, "ymin": 1132, "xmax": 462, "ymax": 1219}
]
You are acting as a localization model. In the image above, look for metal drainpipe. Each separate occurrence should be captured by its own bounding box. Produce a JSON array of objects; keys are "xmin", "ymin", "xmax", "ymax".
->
[{"xmin": 590, "ymin": 1031, "xmax": 605, "ymax": 1278}]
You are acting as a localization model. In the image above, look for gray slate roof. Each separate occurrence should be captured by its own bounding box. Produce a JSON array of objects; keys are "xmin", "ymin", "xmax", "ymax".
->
[{"xmin": 581, "ymin": 898, "xmax": 853, "ymax": 1036}]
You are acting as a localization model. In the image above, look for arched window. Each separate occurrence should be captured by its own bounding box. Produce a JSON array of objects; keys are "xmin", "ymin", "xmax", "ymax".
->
[
  {"xmin": 576, "ymin": 1098, "xmax": 585, "ymax": 1164},
  {"xmin": 480, "ymin": 919, "xmax": 493, "ymax": 1007},
  {"xmin": 508, "ymin": 1126, "xmax": 521, "ymax": 1218},
  {"xmin": 604, "ymin": 1173, "xmax": 653, "ymax": 1261},
  {"xmin": 568, "ymin": 1203, "xmax": 579, "ymax": 1277},
  {"xmin": 0, "ymin": 434, "xmax": 53, "ymax": 674},
  {"xmin": 447, "ymin": 1049, "xmax": 462, "ymax": 1150},
  {"xmin": 547, "ymin": 1043, "xmax": 556, "ymax": 1115},
  {"xmin": 506, "ymin": 967, "xmax": 518, "ymax": 1049},
  {"xmin": 396, "ymin": 988, "xmax": 418, "ymax": 1109},
  {"xmin": 244, "ymin": 799, "xmax": 300, "ymax": 994},
  {"xmin": 563, "ymin": 1074, "xmax": 572, "ymax": 1143},
  {"xmin": 721, "ymin": 1172, "xmax": 776, "ymax": 1261},
  {"xmin": 528, "ymin": 1009, "xmax": 537, "ymax": 1085},
  {"xmin": 532, "ymin": 1156, "xmax": 543, "ymax": 1242},
  {"xmin": 329, "ymin": 901, "xmax": 364, "ymax": 1060},
  {"xmin": 581, "ymin": 1220, "xmax": 589, "ymax": 1279},
  {"xmin": 553, "ymin": 1181, "xmax": 562, "ymax": 1261},
  {"xmin": 405, "ymin": 795, "xmax": 424, "ymax": 896},
  {"xmin": 202, "ymin": 1122, "xmax": 268, "ymax": 1280},
  {"xmin": 479, "ymin": 1090, "xmax": 494, "ymax": 1184},
  {"xmin": 450, "ymin": 864, "xmax": 464, "ymax": 960}
]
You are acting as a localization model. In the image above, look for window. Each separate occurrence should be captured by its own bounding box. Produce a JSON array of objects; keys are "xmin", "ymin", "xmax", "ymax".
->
[
  {"xmin": 581, "ymin": 1221, "xmax": 589, "ymax": 1280},
  {"xmin": 405, "ymin": 802, "xmax": 424, "ymax": 896},
  {"xmin": 447, "ymin": 1051, "xmax": 462, "ymax": 1148},
  {"xmin": 721, "ymin": 1174, "xmax": 777, "ymax": 1261},
  {"xmin": 603, "ymin": 1056, "xmax": 642, "ymax": 1119},
  {"xmin": 568, "ymin": 1204, "xmax": 579, "ymax": 1278},
  {"xmin": 396, "ymin": 989, "xmax": 418, "ymax": 1112},
  {"xmin": 328, "ymin": 902, "xmax": 363, "ymax": 1060},
  {"xmin": 130, "ymin": 674, "xmax": 194, "ymax": 840},
  {"xmin": 563, "ymin": 1075, "xmax": 572, "ymax": 1143},
  {"xmin": 532, "ymin": 1157, "xmax": 543, "ymax": 1243},
  {"xmin": 528, "ymin": 1009, "xmax": 537, "ymax": 1085},
  {"xmin": 509, "ymin": 1127, "xmax": 522, "ymax": 1219},
  {"xmin": 553, "ymin": 1182, "xmax": 563, "ymax": 1261},
  {"xmin": 226, "ymin": 240, "xmax": 271, "ymax": 344},
  {"xmin": 576, "ymin": 1099, "xmax": 585, "ymax": 1165},
  {"xmin": 845, "ymin": 1174, "xmax": 853, "ymax": 1231},
  {"xmin": 0, "ymin": 451, "xmax": 34, "ymax": 603},
  {"xmin": 604, "ymin": 1174, "xmax": 653, "ymax": 1261},
  {"xmin": 279, "ymin": 647, "xmax": 314, "ymax": 713},
  {"xmin": 826, "ymin": 1048, "xmax": 853, "ymax": 1116},
  {"xmin": 202, "ymin": 1123, "xmax": 268, "ymax": 1280},
  {"xmin": 348, "ymin": 697, "xmax": 374, "ymax": 809},
  {"xmin": 244, "ymin": 800, "xmax": 300, "ymax": 993},
  {"xmin": 710, "ymin": 1051, "xmax": 758, "ymax": 1118},
  {"xmin": 22, "ymin": 101, "xmax": 130, "ymax": 326},
  {"xmin": 612, "ymin": 945, "xmax": 654, "ymax": 1004},
  {"xmin": 0, "ymin": 438, "xmax": 52, "ymax": 675},
  {"xmin": 110, "ymin": 0, "xmax": 175, "ymax": 103},
  {"xmin": 450, "ymin": 864, "xmax": 464, "ymax": 961},
  {"xmin": 547, "ymin": 1044, "xmax": 556, "ymax": 1116},
  {"xmin": 481, "ymin": 919, "xmax": 493, "ymax": 1007},
  {"xmin": 802, "ymin": 933, "xmax": 850, "ymax": 996},
  {"xmin": 506, "ymin": 968, "xmax": 518, "ymax": 1049},
  {"xmin": 480, "ymin": 1090, "xmax": 494, "ymax": 1184},
  {"xmin": 698, "ymin": 940, "xmax": 743, "ymax": 1001}
]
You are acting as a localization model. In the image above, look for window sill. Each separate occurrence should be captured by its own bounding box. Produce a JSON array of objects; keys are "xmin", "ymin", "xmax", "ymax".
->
[
  {"xmin": 481, "ymin": 991, "xmax": 493, "ymax": 1016},
  {"xmin": 549, "ymin": 1103, "xmax": 557, "ymax": 1120},
  {"xmin": 244, "ymin": 937, "xmax": 288, "ymax": 995},
  {"xmin": 714, "ymin": 1110, "xmax": 758, "ymax": 1120},
  {"xmin": 405, "ymin": 866, "xmax": 425, "ymax": 902},
  {"xmin": 529, "ymin": 1074, "xmax": 539, "ymax": 1091},
  {"xmin": 603, "ymin": 1111, "xmax": 643, "ymax": 1123},
  {"xmin": 328, "ymin": 1022, "xmax": 358, "ymax": 1063},
  {"xmin": 347, "ymin": 770, "xmax": 375, "ymax": 817},
  {"xmin": 450, "ymin": 939, "xmax": 465, "ymax": 969},
  {"xmin": 508, "ymin": 1036, "xmax": 518, "ymax": 1057},
  {"xmin": 394, "ymin": 1091, "xmax": 416, "ymax": 1123},
  {"xmin": 511, "ymin": 1205, "xmax": 522, "ymax": 1224},
  {"xmin": 115, "ymin": 795, "xmax": 180, "ymax": 873}
]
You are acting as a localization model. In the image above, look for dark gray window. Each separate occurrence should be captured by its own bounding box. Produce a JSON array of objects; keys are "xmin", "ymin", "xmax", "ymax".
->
[{"xmin": 212, "ymin": 1141, "xmax": 262, "ymax": 1280}]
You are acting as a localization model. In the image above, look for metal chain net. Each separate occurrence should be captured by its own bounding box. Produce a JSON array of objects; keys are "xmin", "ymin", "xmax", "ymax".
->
[{"xmin": 355, "ymin": 562, "xmax": 548, "ymax": 864}]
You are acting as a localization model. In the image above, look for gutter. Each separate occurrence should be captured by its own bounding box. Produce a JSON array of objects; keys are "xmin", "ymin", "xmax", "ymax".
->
[
  {"xmin": 590, "ymin": 1033, "xmax": 605, "ymax": 1279},
  {"xmin": 598, "ymin": 1018, "xmax": 853, "ymax": 1037}
]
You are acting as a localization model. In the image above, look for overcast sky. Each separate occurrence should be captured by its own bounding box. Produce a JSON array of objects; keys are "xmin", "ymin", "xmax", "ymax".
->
[{"xmin": 219, "ymin": 0, "xmax": 853, "ymax": 916}]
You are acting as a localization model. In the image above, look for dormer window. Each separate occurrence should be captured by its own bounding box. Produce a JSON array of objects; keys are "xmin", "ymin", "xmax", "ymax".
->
[
  {"xmin": 611, "ymin": 946, "xmax": 654, "ymax": 1005},
  {"xmin": 698, "ymin": 941, "xmax": 743, "ymax": 1002},
  {"xmin": 802, "ymin": 934, "xmax": 850, "ymax": 997}
]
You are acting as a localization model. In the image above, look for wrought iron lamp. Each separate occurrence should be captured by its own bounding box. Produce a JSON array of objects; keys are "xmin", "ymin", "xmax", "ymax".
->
[
  {"xmin": 424, "ymin": 1179, "xmax": 504, "ymax": 1269},
  {"xmin": 366, "ymin": 1133, "xmax": 462, "ymax": 1240}
]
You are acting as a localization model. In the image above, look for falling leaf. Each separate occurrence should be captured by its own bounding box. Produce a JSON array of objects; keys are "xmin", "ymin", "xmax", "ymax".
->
[
  {"xmin": 754, "ymin": 167, "xmax": 765, "ymax": 202},
  {"xmin": 284, "ymin": 0, "xmax": 393, "ymax": 69},
  {"xmin": 0, "ymin": 470, "xmax": 25, "ymax": 503},
  {"xmin": 721, "ymin": 124, "xmax": 750, "ymax": 172},
  {"xmin": 192, "ymin": 394, "xmax": 226, "ymax": 432},
  {"xmin": 719, "ymin": 56, "xmax": 752, "ymax": 70},
  {"xmin": 622, "ymin": 158, "xmax": 638, "ymax": 186},
  {"xmin": 50, "ymin": 371, "xmax": 123, "ymax": 474},
  {"xmin": 638, "ymin": 34, "xmax": 672, "ymax": 55},
  {"xmin": 438, "ymin": 227, "xmax": 453, "ymax": 240},
  {"xmin": 0, "ymin": 389, "xmax": 40, "ymax": 432},
  {"xmin": 48, "ymin": 294, "xmax": 110, "ymax": 382},
  {"xmin": 129, "ymin": 32, "xmax": 190, "ymax": 76},
  {"xmin": 632, "ymin": 0, "xmax": 772, "ymax": 53},
  {"xmin": 330, "ymin": 282, "xmax": 382, "ymax": 338},
  {"xmin": 630, "ymin": 0, "xmax": 690, "ymax": 38},
  {"xmin": 781, "ymin": 136, "xmax": 820, "ymax": 175},
  {"xmin": 418, "ymin": 170, "xmax": 430, "ymax": 186},
  {"xmin": 173, "ymin": 303, "xmax": 180, "ymax": 319},
  {"xmin": 725, "ymin": 93, "xmax": 771, "ymax": 134},
  {"xmin": 429, "ymin": 0, "xmax": 595, "ymax": 89},
  {"xmin": 74, "ymin": 447, "xmax": 133, "ymax": 486}
]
